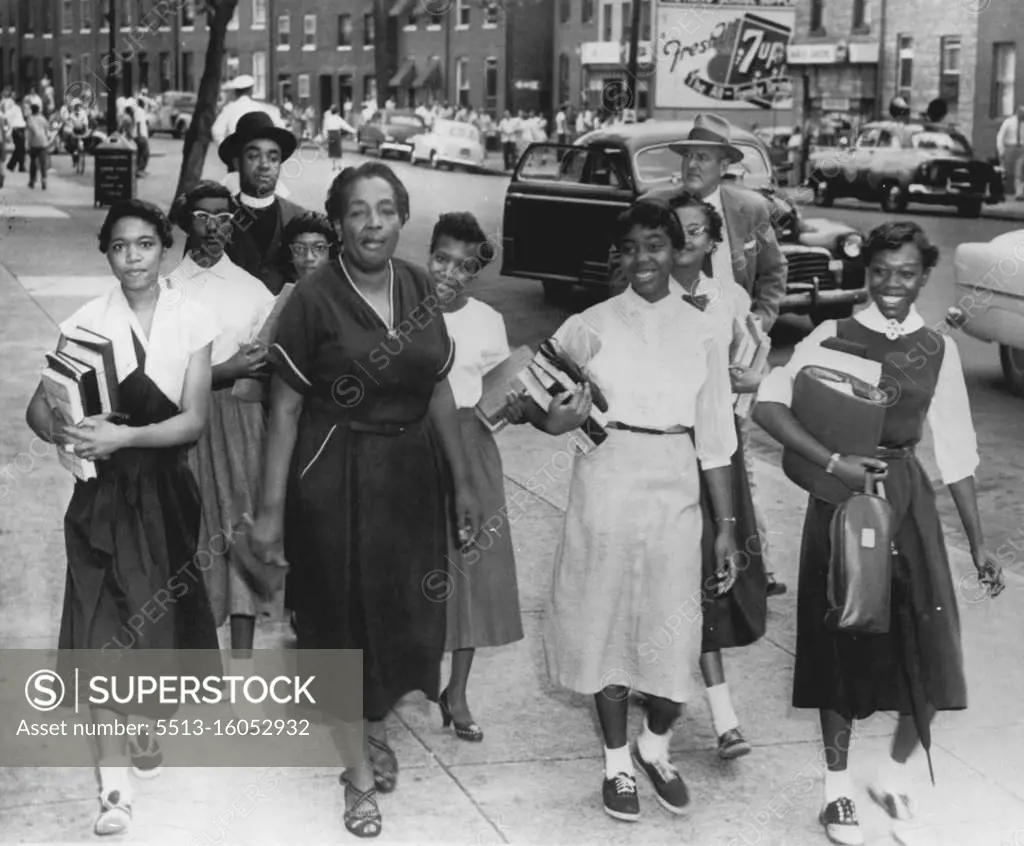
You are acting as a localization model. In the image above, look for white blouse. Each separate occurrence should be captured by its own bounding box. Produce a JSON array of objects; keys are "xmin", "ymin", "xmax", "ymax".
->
[
  {"xmin": 443, "ymin": 298, "xmax": 510, "ymax": 409},
  {"xmin": 165, "ymin": 254, "xmax": 276, "ymax": 366},
  {"xmin": 553, "ymin": 280, "xmax": 736, "ymax": 469},
  {"xmin": 691, "ymin": 271, "xmax": 753, "ymax": 342},
  {"xmin": 758, "ymin": 303, "xmax": 979, "ymax": 485},
  {"xmin": 59, "ymin": 280, "xmax": 219, "ymax": 408}
]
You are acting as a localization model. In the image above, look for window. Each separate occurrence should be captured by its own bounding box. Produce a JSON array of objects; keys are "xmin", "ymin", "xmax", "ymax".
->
[
  {"xmin": 303, "ymin": 13, "xmax": 315, "ymax": 48},
  {"xmin": 809, "ymin": 0, "xmax": 823, "ymax": 32},
  {"xmin": 43, "ymin": 1, "xmax": 53, "ymax": 33},
  {"xmin": 181, "ymin": 50, "xmax": 194, "ymax": 91},
  {"xmin": 159, "ymin": 51, "xmax": 170, "ymax": 90},
  {"xmin": 558, "ymin": 52, "xmax": 570, "ymax": 105},
  {"xmin": 456, "ymin": 57, "xmax": 469, "ymax": 107},
  {"xmin": 363, "ymin": 74, "xmax": 376, "ymax": 102},
  {"xmin": 852, "ymin": 0, "xmax": 869, "ymax": 32},
  {"xmin": 277, "ymin": 13, "xmax": 289, "ymax": 48},
  {"xmin": 298, "ymin": 73, "xmax": 310, "ymax": 99},
  {"xmin": 457, "ymin": 0, "xmax": 469, "ymax": 26},
  {"xmin": 484, "ymin": 57, "xmax": 498, "ymax": 113},
  {"xmin": 911, "ymin": 130, "xmax": 969, "ymax": 156},
  {"xmin": 252, "ymin": 0, "xmax": 266, "ymax": 28},
  {"xmin": 876, "ymin": 129, "xmax": 897, "ymax": 148},
  {"xmin": 81, "ymin": 0, "xmax": 91, "ymax": 30},
  {"xmin": 940, "ymin": 35, "xmax": 961, "ymax": 104},
  {"xmin": 338, "ymin": 14, "xmax": 352, "ymax": 47},
  {"xmin": 993, "ymin": 42, "xmax": 1016, "ymax": 118},
  {"xmin": 139, "ymin": 51, "xmax": 149, "ymax": 88},
  {"xmin": 427, "ymin": 1, "xmax": 444, "ymax": 26},
  {"xmin": 119, "ymin": 0, "xmax": 130, "ymax": 29},
  {"xmin": 484, "ymin": 2, "xmax": 498, "ymax": 25},
  {"xmin": 363, "ymin": 13, "xmax": 375, "ymax": 46},
  {"xmin": 253, "ymin": 50, "xmax": 267, "ymax": 98},
  {"xmin": 560, "ymin": 0, "xmax": 569, "ymax": 24},
  {"xmin": 225, "ymin": 53, "xmax": 239, "ymax": 81},
  {"xmin": 640, "ymin": 0, "xmax": 650, "ymax": 41},
  {"xmin": 228, "ymin": 4, "xmax": 239, "ymax": 29},
  {"xmin": 62, "ymin": 0, "xmax": 73, "ymax": 32},
  {"xmin": 63, "ymin": 54, "xmax": 72, "ymax": 89},
  {"xmin": 581, "ymin": 0, "xmax": 593, "ymax": 24},
  {"xmin": 601, "ymin": 3, "xmax": 611, "ymax": 40},
  {"xmin": 583, "ymin": 148, "xmax": 630, "ymax": 189},
  {"xmin": 621, "ymin": 3, "xmax": 631, "ymax": 43},
  {"xmin": 181, "ymin": 0, "xmax": 194, "ymax": 28},
  {"xmin": 856, "ymin": 129, "xmax": 879, "ymax": 148},
  {"xmin": 896, "ymin": 35, "xmax": 913, "ymax": 102}
]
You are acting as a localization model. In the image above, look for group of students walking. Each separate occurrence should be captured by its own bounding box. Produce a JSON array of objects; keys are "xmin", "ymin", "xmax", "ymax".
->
[{"xmin": 24, "ymin": 107, "xmax": 1004, "ymax": 845}]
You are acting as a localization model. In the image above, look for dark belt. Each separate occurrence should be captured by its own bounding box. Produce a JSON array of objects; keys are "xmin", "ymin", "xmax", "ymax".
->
[
  {"xmin": 607, "ymin": 422, "xmax": 693, "ymax": 436},
  {"xmin": 876, "ymin": 445, "xmax": 916, "ymax": 459},
  {"xmin": 334, "ymin": 418, "xmax": 423, "ymax": 436}
]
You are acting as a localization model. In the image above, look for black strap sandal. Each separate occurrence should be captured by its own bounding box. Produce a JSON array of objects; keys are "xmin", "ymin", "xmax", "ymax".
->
[
  {"xmin": 339, "ymin": 776, "xmax": 382, "ymax": 839},
  {"xmin": 367, "ymin": 735, "xmax": 398, "ymax": 793}
]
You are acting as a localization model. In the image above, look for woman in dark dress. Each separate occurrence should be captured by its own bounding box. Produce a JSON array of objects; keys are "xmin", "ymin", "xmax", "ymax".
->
[
  {"xmin": 754, "ymin": 222, "xmax": 1004, "ymax": 846},
  {"xmin": 25, "ymin": 200, "xmax": 221, "ymax": 837},
  {"xmin": 250, "ymin": 162, "xmax": 481, "ymax": 839}
]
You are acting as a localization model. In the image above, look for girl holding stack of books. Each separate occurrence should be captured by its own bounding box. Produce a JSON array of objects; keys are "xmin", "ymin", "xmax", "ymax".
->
[
  {"xmin": 427, "ymin": 211, "xmax": 524, "ymax": 742},
  {"xmin": 510, "ymin": 198, "xmax": 739, "ymax": 822}
]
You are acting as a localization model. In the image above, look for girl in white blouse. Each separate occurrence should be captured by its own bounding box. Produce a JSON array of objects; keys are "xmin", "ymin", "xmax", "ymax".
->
[
  {"xmin": 511, "ymin": 199, "xmax": 740, "ymax": 822},
  {"xmin": 428, "ymin": 212, "xmax": 524, "ymax": 742},
  {"xmin": 754, "ymin": 221, "xmax": 1004, "ymax": 846}
]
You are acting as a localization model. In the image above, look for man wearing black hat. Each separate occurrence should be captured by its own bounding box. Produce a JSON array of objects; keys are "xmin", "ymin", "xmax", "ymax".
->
[{"xmin": 217, "ymin": 111, "xmax": 309, "ymax": 295}]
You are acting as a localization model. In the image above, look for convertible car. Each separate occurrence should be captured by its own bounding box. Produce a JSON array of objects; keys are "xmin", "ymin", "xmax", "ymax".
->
[
  {"xmin": 949, "ymin": 229, "xmax": 1024, "ymax": 397},
  {"xmin": 501, "ymin": 120, "xmax": 867, "ymax": 324},
  {"xmin": 807, "ymin": 120, "xmax": 1004, "ymax": 218}
]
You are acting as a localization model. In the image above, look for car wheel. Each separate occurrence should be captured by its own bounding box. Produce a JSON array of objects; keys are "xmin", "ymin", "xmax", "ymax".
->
[
  {"xmin": 957, "ymin": 198, "xmax": 983, "ymax": 218},
  {"xmin": 810, "ymin": 304, "xmax": 855, "ymax": 326},
  {"xmin": 880, "ymin": 182, "xmax": 908, "ymax": 213},
  {"xmin": 172, "ymin": 122, "xmax": 184, "ymax": 139},
  {"xmin": 357, "ymin": 143, "xmax": 367, "ymax": 155},
  {"xmin": 812, "ymin": 176, "xmax": 834, "ymax": 207},
  {"xmin": 1000, "ymin": 345, "xmax": 1024, "ymax": 398},
  {"xmin": 429, "ymin": 151, "xmax": 440, "ymax": 169}
]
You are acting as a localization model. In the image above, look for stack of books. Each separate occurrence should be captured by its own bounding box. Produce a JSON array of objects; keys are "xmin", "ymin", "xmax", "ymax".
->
[
  {"xmin": 475, "ymin": 338, "xmax": 609, "ymax": 452},
  {"xmin": 41, "ymin": 328, "xmax": 118, "ymax": 481},
  {"xmin": 730, "ymin": 312, "xmax": 771, "ymax": 418}
]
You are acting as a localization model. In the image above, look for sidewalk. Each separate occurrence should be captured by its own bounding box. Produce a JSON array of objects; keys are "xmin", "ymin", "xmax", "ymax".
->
[{"xmin": 1, "ymin": 165, "xmax": 1023, "ymax": 845}]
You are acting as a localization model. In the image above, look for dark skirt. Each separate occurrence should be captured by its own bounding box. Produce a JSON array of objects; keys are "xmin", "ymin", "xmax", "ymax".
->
[
  {"xmin": 793, "ymin": 454, "xmax": 967, "ymax": 717},
  {"xmin": 700, "ymin": 416, "xmax": 767, "ymax": 652},
  {"xmin": 444, "ymin": 409, "xmax": 524, "ymax": 651},
  {"xmin": 285, "ymin": 413, "xmax": 450, "ymax": 722},
  {"xmin": 327, "ymin": 130, "xmax": 343, "ymax": 159}
]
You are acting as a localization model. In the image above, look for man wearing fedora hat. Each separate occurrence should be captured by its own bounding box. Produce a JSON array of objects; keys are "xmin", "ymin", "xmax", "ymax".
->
[{"xmin": 216, "ymin": 111, "xmax": 310, "ymax": 295}]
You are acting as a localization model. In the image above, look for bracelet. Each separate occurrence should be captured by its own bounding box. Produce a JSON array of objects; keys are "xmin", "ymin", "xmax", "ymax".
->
[
  {"xmin": 716, "ymin": 516, "xmax": 737, "ymax": 524},
  {"xmin": 825, "ymin": 453, "xmax": 841, "ymax": 475}
]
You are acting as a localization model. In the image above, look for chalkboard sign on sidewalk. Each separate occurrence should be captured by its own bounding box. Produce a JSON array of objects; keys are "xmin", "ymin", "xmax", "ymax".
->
[{"xmin": 93, "ymin": 136, "xmax": 137, "ymax": 208}]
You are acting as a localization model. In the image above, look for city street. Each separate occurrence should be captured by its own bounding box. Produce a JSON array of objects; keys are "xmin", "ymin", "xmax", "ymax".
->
[{"xmin": 1, "ymin": 137, "xmax": 1023, "ymax": 845}]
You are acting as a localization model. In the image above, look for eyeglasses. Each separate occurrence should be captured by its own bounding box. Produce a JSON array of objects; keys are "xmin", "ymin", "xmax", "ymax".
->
[
  {"xmin": 192, "ymin": 210, "xmax": 234, "ymax": 226},
  {"xmin": 682, "ymin": 224, "xmax": 707, "ymax": 238},
  {"xmin": 290, "ymin": 242, "xmax": 330, "ymax": 258}
]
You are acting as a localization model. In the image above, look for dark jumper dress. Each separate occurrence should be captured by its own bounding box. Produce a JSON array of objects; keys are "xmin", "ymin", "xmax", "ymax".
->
[
  {"xmin": 793, "ymin": 319, "xmax": 967, "ymax": 726},
  {"xmin": 269, "ymin": 258, "xmax": 455, "ymax": 722},
  {"xmin": 58, "ymin": 332, "xmax": 221, "ymax": 717}
]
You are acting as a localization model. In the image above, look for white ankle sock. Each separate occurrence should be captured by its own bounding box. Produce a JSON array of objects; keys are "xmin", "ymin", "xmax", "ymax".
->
[
  {"xmin": 636, "ymin": 717, "xmax": 671, "ymax": 763},
  {"xmin": 604, "ymin": 743, "xmax": 634, "ymax": 779},
  {"xmin": 98, "ymin": 761, "xmax": 131, "ymax": 802},
  {"xmin": 706, "ymin": 683, "xmax": 739, "ymax": 736},
  {"xmin": 823, "ymin": 768, "xmax": 853, "ymax": 804}
]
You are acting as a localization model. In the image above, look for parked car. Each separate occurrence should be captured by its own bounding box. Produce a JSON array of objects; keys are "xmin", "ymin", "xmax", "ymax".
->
[
  {"xmin": 949, "ymin": 229, "xmax": 1024, "ymax": 396},
  {"xmin": 356, "ymin": 109, "xmax": 426, "ymax": 160},
  {"xmin": 149, "ymin": 91, "xmax": 196, "ymax": 138},
  {"xmin": 411, "ymin": 119, "xmax": 486, "ymax": 170},
  {"xmin": 501, "ymin": 120, "xmax": 867, "ymax": 323},
  {"xmin": 755, "ymin": 127, "xmax": 794, "ymax": 170},
  {"xmin": 807, "ymin": 120, "xmax": 1004, "ymax": 218}
]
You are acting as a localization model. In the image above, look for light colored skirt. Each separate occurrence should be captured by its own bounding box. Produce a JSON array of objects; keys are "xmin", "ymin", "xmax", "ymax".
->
[
  {"xmin": 544, "ymin": 430, "xmax": 704, "ymax": 703},
  {"xmin": 445, "ymin": 409, "xmax": 524, "ymax": 651},
  {"xmin": 189, "ymin": 386, "xmax": 270, "ymax": 625}
]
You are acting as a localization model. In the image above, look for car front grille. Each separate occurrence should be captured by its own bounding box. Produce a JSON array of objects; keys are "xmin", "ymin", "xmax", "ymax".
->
[{"xmin": 785, "ymin": 250, "xmax": 835, "ymax": 291}]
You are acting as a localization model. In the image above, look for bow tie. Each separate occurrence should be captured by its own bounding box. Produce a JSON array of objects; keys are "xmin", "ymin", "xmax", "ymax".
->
[{"xmin": 683, "ymin": 292, "xmax": 710, "ymax": 312}]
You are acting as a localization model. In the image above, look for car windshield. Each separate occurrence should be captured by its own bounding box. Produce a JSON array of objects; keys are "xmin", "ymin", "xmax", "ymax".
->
[
  {"xmin": 448, "ymin": 124, "xmax": 478, "ymax": 141},
  {"xmin": 170, "ymin": 95, "xmax": 196, "ymax": 108},
  {"xmin": 633, "ymin": 142, "xmax": 773, "ymax": 190},
  {"xmin": 389, "ymin": 115, "xmax": 422, "ymax": 127},
  {"xmin": 910, "ymin": 131, "xmax": 970, "ymax": 156}
]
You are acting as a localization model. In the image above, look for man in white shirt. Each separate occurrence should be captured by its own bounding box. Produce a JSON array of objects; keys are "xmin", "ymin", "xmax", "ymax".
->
[
  {"xmin": 134, "ymin": 97, "xmax": 151, "ymax": 176},
  {"xmin": 555, "ymin": 105, "xmax": 568, "ymax": 144},
  {"xmin": 211, "ymin": 75, "xmax": 286, "ymax": 145},
  {"xmin": 498, "ymin": 109, "xmax": 518, "ymax": 170},
  {"xmin": 4, "ymin": 94, "xmax": 27, "ymax": 172},
  {"xmin": 996, "ymin": 105, "xmax": 1024, "ymax": 200}
]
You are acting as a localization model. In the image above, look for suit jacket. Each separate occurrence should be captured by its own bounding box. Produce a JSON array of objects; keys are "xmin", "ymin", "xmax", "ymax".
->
[
  {"xmin": 224, "ymin": 195, "xmax": 308, "ymax": 296},
  {"xmin": 718, "ymin": 182, "xmax": 787, "ymax": 332}
]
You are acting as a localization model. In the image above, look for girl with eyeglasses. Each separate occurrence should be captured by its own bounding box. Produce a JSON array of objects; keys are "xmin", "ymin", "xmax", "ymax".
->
[
  {"xmin": 283, "ymin": 211, "xmax": 337, "ymax": 284},
  {"xmin": 166, "ymin": 181, "xmax": 278, "ymax": 670},
  {"xmin": 670, "ymin": 192, "xmax": 769, "ymax": 762}
]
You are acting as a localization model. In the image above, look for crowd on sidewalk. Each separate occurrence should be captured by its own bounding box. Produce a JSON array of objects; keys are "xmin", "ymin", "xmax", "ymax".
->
[{"xmin": 13, "ymin": 98, "xmax": 1008, "ymax": 846}]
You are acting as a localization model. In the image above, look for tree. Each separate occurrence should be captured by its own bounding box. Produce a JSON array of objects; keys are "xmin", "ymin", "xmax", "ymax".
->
[{"xmin": 173, "ymin": 0, "xmax": 239, "ymax": 201}]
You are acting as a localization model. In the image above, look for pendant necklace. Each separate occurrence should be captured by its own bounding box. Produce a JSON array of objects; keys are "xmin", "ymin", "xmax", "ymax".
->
[
  {"xmin": 339, "ymin": 256, "xmax": 397, "ymax": 339},
  {"xmin": 884, "ymin": 318, "xmax": 903, "ymax": 341}
]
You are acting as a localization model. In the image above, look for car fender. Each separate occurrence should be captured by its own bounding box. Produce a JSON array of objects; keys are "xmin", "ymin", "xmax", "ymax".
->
[
  {"xmin": 952, "ymin": 235, "xmax": 1024, "ymax": 346},
  {"xmin": 798, "ymin": 217, "xmax": 856, "ymax": 247}
]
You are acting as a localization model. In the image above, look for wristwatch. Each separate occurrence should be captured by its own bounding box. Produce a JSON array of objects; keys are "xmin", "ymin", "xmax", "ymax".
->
[{"xmin": 825, "ymin": 453, "xmax": 841, "ymax": 475}]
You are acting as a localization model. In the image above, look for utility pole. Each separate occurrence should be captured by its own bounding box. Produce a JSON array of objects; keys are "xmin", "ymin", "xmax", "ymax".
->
[
  {"xmin": 624, "ymin": 0, "xmax": 642, "ymax": 120},
  {"xmin": 105, "ymin": 0, "xmax": 117, "ymax": 133}
]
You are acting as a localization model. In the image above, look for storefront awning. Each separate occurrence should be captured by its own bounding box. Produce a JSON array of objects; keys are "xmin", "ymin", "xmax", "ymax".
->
[
  {"xmin": 389, "ymin": 59, "xmax": 416, "ymax": 88},
  {"xmin": 389, "ymin": 0, "xmax": 416, "ymax": 16},
  {"xmin": 413, "ymin": 59, "xmax": 442, "ymax": 89}
]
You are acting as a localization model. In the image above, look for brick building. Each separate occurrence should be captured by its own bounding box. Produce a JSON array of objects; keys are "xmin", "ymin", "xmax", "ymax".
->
[{"xmin": 787, "ymin": 0, "xmax": 1024, "ymax": 158}]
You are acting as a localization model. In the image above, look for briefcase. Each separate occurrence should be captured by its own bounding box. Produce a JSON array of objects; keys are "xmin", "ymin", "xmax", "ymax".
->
[
  {"xmin": 782, "ymin": 365, "xmax": 888, "ymax": 506},
  {"xmin": 826, "ymin": 472, "xmax": 895, "ymax": 634}
]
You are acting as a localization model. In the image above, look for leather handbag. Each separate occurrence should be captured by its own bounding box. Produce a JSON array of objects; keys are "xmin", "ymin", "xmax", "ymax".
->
[{"xmin": 826, "ymin": 471, "xmax": 895, "ymax": 634}]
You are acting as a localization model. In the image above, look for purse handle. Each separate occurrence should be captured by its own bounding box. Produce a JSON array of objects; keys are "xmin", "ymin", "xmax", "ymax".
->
[{"xmin": 862, "ymin": 469, "xmax": 886, "ymax": 500}]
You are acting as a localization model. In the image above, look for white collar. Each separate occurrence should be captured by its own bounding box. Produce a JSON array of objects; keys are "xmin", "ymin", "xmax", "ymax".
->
[
  {"xmin": 238, "ymin": 191, "xmax": 277, "ymax": 209},
  {"xmin": 855, "ymin": 302, "xmax": 925, "ymax": 336},
  {"xmin": 623, "ymin": 278, "xmax": 687, "ymax": 311},
  {"xmin": 704, "ymin": 187, "xmax": 724, "ymax": 209},
  {"xmin": 179, "ymin": 252, "xmax": 232, "ymax": 280}
]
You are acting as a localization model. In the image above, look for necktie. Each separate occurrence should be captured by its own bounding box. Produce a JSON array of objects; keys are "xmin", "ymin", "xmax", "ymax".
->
[{"xmin": 683, "ymin": 292, "xmax": 709, "ymax": 312}]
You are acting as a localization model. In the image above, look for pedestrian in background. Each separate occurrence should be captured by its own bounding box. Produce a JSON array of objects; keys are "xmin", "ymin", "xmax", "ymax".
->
[
  {"xmin": 323, "ymin": 104, "xmax": 355, "ymax": 171},
  {"xmin": 4, "ymin": 93, "xmax": 27, "ymax": 173},
  {"xmin": 0, "ymin": 107, "xmax": 9, "ymax": 188},
  {"xmin": 996, "ymin": 105, "xmax": 1024, "ymax": 200},
  {"xmin": 499, "ymin": 109, "xmax": 518, "ymax": 171},
  {"xmin": 134, "ymin": 97, "xmax": 151, "ymax": 177},
  {"xmin": 25, "ymin": 102, "xmax": 52, "ymax": 190}
]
